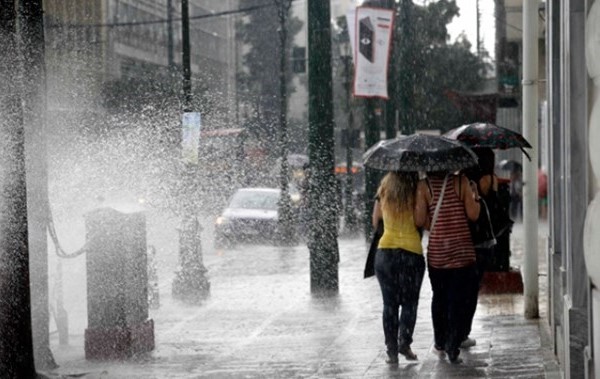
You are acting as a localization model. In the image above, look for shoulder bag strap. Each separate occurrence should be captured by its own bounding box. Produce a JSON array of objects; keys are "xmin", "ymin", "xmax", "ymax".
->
[{"xmin": 430, "ymin": 174, "xmax": 449, "ymax": 233}]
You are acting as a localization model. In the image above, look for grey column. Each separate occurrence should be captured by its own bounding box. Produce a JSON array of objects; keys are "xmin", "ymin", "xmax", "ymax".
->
[
  {"xmin": 563, "ymin": 1, "xmax": 590, "ymax": 377},
  {"xmin": 547, "ymin": 0, "xmax": 563, "ymax": 351}
]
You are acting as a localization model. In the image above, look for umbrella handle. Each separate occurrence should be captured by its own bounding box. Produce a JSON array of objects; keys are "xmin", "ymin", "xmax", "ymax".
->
[{"xmin": 521, "ymin": 147, "xmax": 532, "ymax": 161}]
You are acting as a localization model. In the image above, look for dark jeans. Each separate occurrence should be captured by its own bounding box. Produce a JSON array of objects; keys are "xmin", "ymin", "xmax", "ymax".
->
[
  {"xmin": 428, "ymin": 264, "xmax": 478, "ymax": 360},
  {"xmin": 375, "ymin": 249, "xmax": 425, "ymax": 355},
  {"xmin": 463, "ymin": 247, "xmax": 493, "ymax": 340}
]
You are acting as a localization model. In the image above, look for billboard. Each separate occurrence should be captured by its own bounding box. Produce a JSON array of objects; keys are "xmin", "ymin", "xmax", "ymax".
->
[{"xmin": 352, "ymin": 7, "xmax": 394, "ymax": 99}]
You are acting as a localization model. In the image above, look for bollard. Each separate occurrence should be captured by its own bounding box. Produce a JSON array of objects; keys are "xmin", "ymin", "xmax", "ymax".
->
[{"xmin": 83, "ymin": 207, "xmax": 154, "ymax": 360}]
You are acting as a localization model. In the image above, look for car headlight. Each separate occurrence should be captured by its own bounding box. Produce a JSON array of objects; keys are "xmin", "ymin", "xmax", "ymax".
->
[{"xmin": 215, "ymin": 216, "xmax": 228, "ymax": 225}]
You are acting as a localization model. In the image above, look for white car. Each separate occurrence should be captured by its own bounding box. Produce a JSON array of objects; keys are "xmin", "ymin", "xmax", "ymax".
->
[{"xmin": 214, "ymin": 188, "xmax": 299, "ymax": 247}]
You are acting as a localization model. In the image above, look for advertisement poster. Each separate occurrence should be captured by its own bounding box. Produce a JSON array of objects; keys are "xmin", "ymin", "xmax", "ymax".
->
[
  {"xmin": 182, "ymin": 112, "xmax": 201, "ymax": 164},
  {"xmin": 353, "ymin": 7, "xmax": 394, "ymax": 99}
]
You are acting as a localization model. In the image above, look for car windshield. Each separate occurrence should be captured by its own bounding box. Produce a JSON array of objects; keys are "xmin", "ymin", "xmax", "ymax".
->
[{"xmin": 229, "ymin": 190, "xmax": 279, "ymax": 210}]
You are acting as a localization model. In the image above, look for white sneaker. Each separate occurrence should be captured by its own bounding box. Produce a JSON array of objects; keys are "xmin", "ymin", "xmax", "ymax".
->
[
  {"xmin": 430, "ymin": 345, "xmax": 446, "ymax": 359},
  {"xmin": 460, "ymin": 337, "xmax": 476, "ymax": 348}
]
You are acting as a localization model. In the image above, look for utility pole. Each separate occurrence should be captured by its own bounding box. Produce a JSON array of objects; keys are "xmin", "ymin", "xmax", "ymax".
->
[
  {"xmin": 172, "ymin": 0, "xmax": 210, "ymax": 303},
  {"xmin": 0, "ymin": 1, "xmax": 37, "ymax": 376},
  {"xmin": 275, "ymin": 0, "xmax": 295, "ymax": 245},
  {"xmin": 307, "ymin": 0, "xmax": 339, "ymax": 294},
  {"xmin": 18, "ymin": 0, "xmax": 57, "ymax": 370},
  {"xmin": 476, "ymin": 0, "xmax": 481, "ymax": 57},
  {"xmin": 167, "ymin": 0, "xmax": 174, "ymax": 69},
  {"xmin": 397, "ymin": 0, "xmax": 414, "ymax": 136}
]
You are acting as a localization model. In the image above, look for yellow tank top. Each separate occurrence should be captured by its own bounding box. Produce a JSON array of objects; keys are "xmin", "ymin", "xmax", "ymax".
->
[{"xmin": 377, "ymin": 207, "xmax": 423, "ymax": 254}]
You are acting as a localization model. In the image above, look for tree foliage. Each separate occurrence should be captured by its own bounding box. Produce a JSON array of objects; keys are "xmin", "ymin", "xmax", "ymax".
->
[
  {"xmin": 392, "ymin": 0, "xmax": 490, "ymax": 133},
  {"xmin": 236, "ymin": 0, "xmax": 302, "ymax": 152}
]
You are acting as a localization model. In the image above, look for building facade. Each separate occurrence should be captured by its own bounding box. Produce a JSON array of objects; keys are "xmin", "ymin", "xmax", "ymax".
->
[
  {"xmin": 43, "ymin": 0, "xmax": 238, "ymax": 127},
  {"xmin": 546, "ymin": 0, "xmax": 598, "ymax": 378}
]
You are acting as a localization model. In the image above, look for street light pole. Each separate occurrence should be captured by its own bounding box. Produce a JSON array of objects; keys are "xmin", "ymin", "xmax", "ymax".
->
[{"xmin": 172, "ymin": 0, "xmax": 210, "ymax": 303}]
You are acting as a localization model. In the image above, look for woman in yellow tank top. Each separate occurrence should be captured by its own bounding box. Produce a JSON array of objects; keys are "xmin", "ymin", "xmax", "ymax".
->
[{"xmin": 371, "ymin": 171, "xmax": 427, "ymax": 364}]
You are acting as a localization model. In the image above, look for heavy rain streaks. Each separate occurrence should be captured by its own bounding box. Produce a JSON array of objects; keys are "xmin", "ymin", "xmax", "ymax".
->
[{"xmin": 0, "ymin": 1, "xmax": 555, "ymax": 378}]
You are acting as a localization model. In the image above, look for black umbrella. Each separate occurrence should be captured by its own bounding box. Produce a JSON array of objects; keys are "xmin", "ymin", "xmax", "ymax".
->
[
  {"xmin": 363, "ymin": 134, "xmax": 478, "ymax": 172},
  {"xmin": 444, "ymin": 122, "xmax": 532, "ymax": 160}
]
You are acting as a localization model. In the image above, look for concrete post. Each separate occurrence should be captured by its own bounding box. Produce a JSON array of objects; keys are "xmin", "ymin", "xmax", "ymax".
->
[{"xmin": 522, "ymin": 0, "xmax": 540, "ymax": 319}]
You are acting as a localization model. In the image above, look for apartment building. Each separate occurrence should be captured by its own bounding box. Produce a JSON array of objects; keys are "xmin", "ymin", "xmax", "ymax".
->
[{"xmin": 43, "ymin": 0, "xmax": 238, "ymax": 125}]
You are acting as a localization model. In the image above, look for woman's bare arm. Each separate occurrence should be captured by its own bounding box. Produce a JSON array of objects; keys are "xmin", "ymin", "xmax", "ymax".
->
[
  {"xmin": 414, "ymin": 180, "xmax": 431, "ymax": 229},
  {"xmin": 461, "ymin": 175, "xmax": 481, "ymax": 221},
  {"xmin": 372, "ymin": 199, "xmax": 382, "ymax": 229}
]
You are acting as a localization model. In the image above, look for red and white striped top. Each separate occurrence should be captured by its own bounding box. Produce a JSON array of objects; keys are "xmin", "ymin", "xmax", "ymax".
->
[{"xmin": 427, "ymin": 175, "xmax": 476, "ymax": 269}]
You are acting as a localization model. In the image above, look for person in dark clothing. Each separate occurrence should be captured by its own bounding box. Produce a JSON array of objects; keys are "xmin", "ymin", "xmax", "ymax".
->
[
  {"xmin": 460, "ymin": 147, "xmax": 499, "ymax": 349},
  {"xmin": 415, "ymin": 171, "xmax": 480, "ymax": 364}
]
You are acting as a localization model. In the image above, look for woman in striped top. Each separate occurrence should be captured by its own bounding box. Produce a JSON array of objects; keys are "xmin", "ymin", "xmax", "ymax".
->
[
  {"xmin": 415, "ymin": 171, "xmax": 480, "ymax": 363},
  {"xmin": 372, "ymin": 171, "xmax": 428, "ymax": 364}
]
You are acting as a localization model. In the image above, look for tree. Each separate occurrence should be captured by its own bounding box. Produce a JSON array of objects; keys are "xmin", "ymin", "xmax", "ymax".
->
[
  {"xmin": 392, "ymin": 0, "xmax": 489, "ymax": 134},
  {"xmin": 236, "ymin": 0, "xmax": 302, "ymax": 154},
  {"xmin": 0, "ymin": 1, "xmax": 38, "ymax": 377},
  {"xmin": 307, "ymin": 0, "xmax": 339, "ymax": 294}
]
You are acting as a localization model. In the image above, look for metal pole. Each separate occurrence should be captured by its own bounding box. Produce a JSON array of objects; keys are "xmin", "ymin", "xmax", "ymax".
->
[
  {"xmin": 522, "ymin": 0, "xmax": 539, "ymax": 319},
  {"xmin": 172, "ymin": 0, "xmax": 210, "ymax": 303},
  {"xmin": 181, "ymin": 0, "xmax": 192, "ymax": 111}
]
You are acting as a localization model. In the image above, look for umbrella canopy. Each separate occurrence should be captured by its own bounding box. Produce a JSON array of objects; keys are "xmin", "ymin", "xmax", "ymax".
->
[
  {"xmin": 444, "ymin": 122, "xmax": 532, "ymax": 160},
  {"xmin": 363, "ymin": 134, "xmax": 478, "ymax": 172}
]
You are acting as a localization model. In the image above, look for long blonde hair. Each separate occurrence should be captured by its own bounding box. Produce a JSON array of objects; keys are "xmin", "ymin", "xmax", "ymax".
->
[{"xmin": 376, "ymin": 171, "xmax": 418, "ymax": 215}]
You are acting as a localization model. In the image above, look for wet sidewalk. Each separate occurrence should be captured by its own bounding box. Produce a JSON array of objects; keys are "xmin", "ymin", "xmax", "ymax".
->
[{"xmin": 44, "ymin": 222, "xmax": 560, "ymax": 378}]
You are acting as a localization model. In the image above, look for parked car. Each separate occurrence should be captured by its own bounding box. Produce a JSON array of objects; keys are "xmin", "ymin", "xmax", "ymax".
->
[{"xmin": 214, "ymin": 187, "xmax": 299, "ymax": 247}]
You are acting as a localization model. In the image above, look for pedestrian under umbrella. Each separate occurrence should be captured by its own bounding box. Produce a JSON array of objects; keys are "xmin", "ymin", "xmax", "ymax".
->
[
  {"xmin": 363, "ymin": 134, "xmax": 478, "ymax": 173},
  {"xmin": 444, "ymin": 122, "xmax": 532, "ymax": 160}
]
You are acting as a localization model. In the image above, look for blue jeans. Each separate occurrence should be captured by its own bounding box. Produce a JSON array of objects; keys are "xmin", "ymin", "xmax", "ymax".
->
[{"xmin": 375, "ymin": 249, "xmax": 425, "ymax": 355}]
